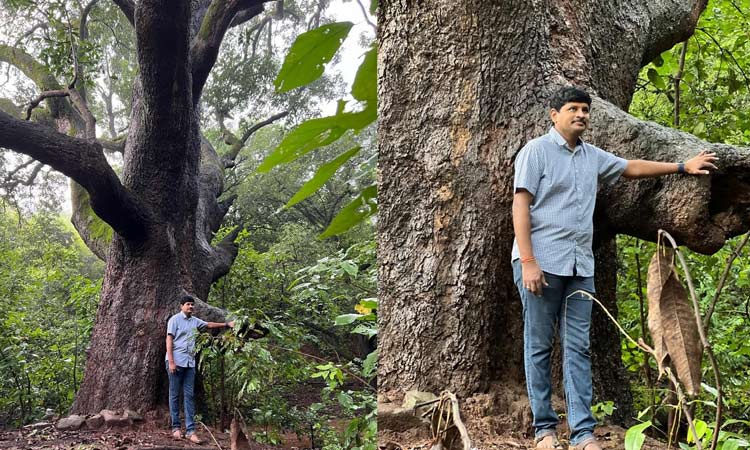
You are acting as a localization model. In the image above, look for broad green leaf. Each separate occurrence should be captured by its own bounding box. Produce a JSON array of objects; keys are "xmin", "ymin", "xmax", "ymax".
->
[
  {"xmin": 335, "ymin": 313, "xmax": 362, "ymax": 325},
  {"xmin": 369, "ymin": 0, "xmax": 377, "ymax": 14},
  {"xmin": 360, "ymin": 299, "xmax": 378, "ymax": 309},
  {"xmin": 352, "ymin": 46, "xmax": 377, "ymax": 103},
  {"xmin": 285, "ymin": 146, "xmax": 361, "ymax": 208},
  {"xmin": 275, "ymin": 22, "xmax": 354, "ymax": 93},
  {"xmin": 687, "ymin": 420, "xmax": 708, "ymax": 443},
  {"xmin": 352, "ymin": 323, "xmax": 377, "ymax": 338},
  {"xmin": 625, "ymin": 421, "xmax": 651, "ymax": 450},
  {"xmin": 722, "ymin": 439, "xmax": 740, "ymax": 450},
  {"xmin": 341, "ymin": 260, "xmax": 359, "ymax": 276},
  {"xmin": 647, "ymin": 68, "xmax": 666, "ymax": 90},
  {"xmin": 319, "ymin": 184, "xmax": 377, "ymax": 239},
  {"xmin": 257, "ymin": 105, "xmax": 375, "ymax": 173},
  {"xmin": 362, "ymin": 349, "xmax": 377, "ymax": 377}
]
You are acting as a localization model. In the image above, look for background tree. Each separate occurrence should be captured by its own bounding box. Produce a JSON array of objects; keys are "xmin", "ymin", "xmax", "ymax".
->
[{"xmin": 378, "ymin": 0, "xmax": 750, "ymax": 424}]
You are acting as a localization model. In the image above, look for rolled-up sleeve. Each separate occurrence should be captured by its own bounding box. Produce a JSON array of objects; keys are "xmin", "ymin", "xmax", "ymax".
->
[
  {"xmin": 167, "ymin": 317, "xmax": 177, "ymax": 337},
  {"xmin": 514, "ymin": 143, "xmax": 543, "ymax": 196},
  {"xmin": 595, "ymin": 147, "xmax": 628, "ymax": 186}
]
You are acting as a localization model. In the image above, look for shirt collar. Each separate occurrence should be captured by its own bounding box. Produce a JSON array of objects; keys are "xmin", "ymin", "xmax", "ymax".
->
[
  {"xmin": 181, "ymin": 312, "xmax": 191, "ymax": 319},
  {"xmin": 548, "ymin": 127, "xmax": 584, "ymax": 152}
]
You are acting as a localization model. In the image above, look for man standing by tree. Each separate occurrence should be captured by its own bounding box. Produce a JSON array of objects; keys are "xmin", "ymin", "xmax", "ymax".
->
[
  {"xmin": 512, "ymin": 87, "xmax": 717, "ymax": 450},
  {"xmin": 166, "ymin": 294, "xmax": 234, "ymax": 444}
]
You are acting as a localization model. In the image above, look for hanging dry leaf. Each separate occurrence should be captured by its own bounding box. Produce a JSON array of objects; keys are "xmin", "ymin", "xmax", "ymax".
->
[{"xmin": 646, "ymin": 248, "xmax": 703, "ymax": 396}]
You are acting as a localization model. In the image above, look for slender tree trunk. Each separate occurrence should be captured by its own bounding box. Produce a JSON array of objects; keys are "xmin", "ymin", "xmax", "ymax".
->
[{"xmin": 378, "ymin": 0, "xmax": 750, "ymax": 427}]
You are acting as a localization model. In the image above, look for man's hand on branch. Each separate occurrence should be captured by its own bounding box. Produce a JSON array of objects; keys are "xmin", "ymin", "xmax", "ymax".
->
[{"xmin": 685, "ymin": 150, "xmax": 718, "ymax": 175}]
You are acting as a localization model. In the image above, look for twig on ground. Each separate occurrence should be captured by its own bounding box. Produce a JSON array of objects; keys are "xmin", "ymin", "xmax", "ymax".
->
[{"xmin": 198, "ymin": 420, "xmax": 222, "ymax": 450}]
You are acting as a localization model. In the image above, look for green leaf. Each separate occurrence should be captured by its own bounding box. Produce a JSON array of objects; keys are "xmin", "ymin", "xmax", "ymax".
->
[
  {"xmin": 285, "ymin": 146, "xmax": 361, "ymax": 208},
  {"xmin": 701, "ymin": 382, "xmax": 719, "ymax": 398},
  {"xmin": 352, "ymin": 46, "xmax": 377, "ymax": 103},
  {"xmin": 624, "ymin": 421, "xmax": 651, "ymax": 450},
  {"xmin": 319, "ymin": 184, "xmax": 377, "ymax": 239},
  {"xmin": 341, "ymin": 260, "xmax": 359, "ymax": 276},
  {"xmin": 687, "ymin": 420, "xmax": 708, "ymax": 443},
  {"xmin": 275, "ymin": 22, "xmax": 354, "ymax": 93},
  {"xmin": 360, "ymin": 299, "xmax": 378, "ymax": 309},
  {"xmin": 369, "ymin": 0, "xmax": 377, "ymax": 14},
  {"xmin": 352, "ymin": 323, "xmax": 377, "ymax": 338},
  {"xmin": 257, "ymin": 105, "xmax": 375, "ymax": 173},
  {"xmin": 335, "ymin": 313, "xmax": 362, "ymax": 325},
  {"xmin": 721, "ymin": 439, "xmax": 740, "ymax": 450},
  {"xmin": 362, "ymin": 349, "xmax": 377, "ymax": 377},
  {"xmin": 647, "ymin": 68, "xmax": 666, "ymax": 90},
  {"xmin": 693, "ymin": 121, "xmax": 706, "ymax": 136}
]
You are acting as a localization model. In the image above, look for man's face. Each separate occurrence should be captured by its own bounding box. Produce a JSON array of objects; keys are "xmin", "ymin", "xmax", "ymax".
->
[
  {"xmin": 550, "ymin": 101, "xmax": 590, "ymax": 138},
  {"xmin": 181, "ymin": 301, "xmax": 195, "ymax": 316}
]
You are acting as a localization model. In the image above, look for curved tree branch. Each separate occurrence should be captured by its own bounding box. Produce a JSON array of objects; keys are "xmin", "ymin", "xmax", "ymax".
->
[
  {"xmin": 0, "ymin": 44, "xmax": 82, "ymax": 124},
  {"xmin": 25, "ymin": 90, "xmax": 69, "ymax": 120},
  {"xmin": 223, "ymin": 110, "xmax": 288, "ymax": 162},
  {"xmin": 190, "ymin": 0, "xmax": 267, "ymax": 105},
  {"xmin": 0, "ymin": 110, "xmax": 148, "ymax": 240},
  {"xmin": 111, "ymin": 0, "xmax": 135, "ymax": 27}
]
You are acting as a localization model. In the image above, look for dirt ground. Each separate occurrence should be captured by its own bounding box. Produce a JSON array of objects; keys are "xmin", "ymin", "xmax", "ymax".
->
[
  {"xmin": 378, "ymin": 384, "xmax": 674, "ymax": 450},
  {"xmin": 0, "ymin": 423, "xmax": 312, "ymax": 450}
]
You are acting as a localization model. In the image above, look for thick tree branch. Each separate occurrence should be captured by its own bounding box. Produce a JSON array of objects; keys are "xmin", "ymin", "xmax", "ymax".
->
[
  {"xmin": 210, "ymin": 225, "xmax": 243, "ymax": 283},
  {"xmin": 0, "ymin": 110, "xmax": 148, "ymax": 240},
  {"xmin": 135, "ymin": 0, "xmax": 192, "ymax": 116},
  {"xmin": 190, "ymin": 0, "xmax": 266, "ymax": 105},
  {"xmin": 640, "ymin": 0, "xmax": 708, "ymax": 66},
  {"xmin": 99, "ymin": 136, "xmax": 126, "ymax": 154},
  {"xmin": 111, "ymin": 0, "xmax": 135, "ymax": 27},
  {"xmin": 587, "ymin": 95, "xmax": 750, "ymax": 253}
]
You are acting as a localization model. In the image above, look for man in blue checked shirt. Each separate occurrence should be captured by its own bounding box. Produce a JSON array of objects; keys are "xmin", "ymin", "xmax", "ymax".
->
[
  {"xmin": 511, "ymin": 87, "xmax": 717, "ymax": 450},
  {"xmin": 166, "ymin": 294, "xmax": 234, "ymax": 444}
]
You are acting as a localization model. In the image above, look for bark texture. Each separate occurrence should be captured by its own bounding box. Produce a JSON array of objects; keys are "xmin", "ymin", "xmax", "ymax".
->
[{"xmin": 378, "ymin": 0, "xmax": 749, "ymax": 424}]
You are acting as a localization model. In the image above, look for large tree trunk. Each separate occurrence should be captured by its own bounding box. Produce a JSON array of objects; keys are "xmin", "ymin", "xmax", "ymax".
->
[
  {"xmin": 1, "ymin": 0, "xmax": 271, "ymax": 416},
  {"xmin": 378, "ymin": 0, "xmax": 750, "ymax": 425}
]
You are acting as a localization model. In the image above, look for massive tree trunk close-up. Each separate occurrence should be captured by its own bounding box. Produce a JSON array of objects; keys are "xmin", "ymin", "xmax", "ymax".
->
[
  {"xmin": 0, "ymin": 0, "xmax": 271, "ymax": 416},
  {"xmin": 378, "ymin": 0, "xmax": 750, "ymax": 426}
]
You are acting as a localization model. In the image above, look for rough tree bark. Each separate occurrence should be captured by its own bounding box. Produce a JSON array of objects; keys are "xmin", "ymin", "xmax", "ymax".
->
[
  {"xmin": 0, "ymin": 0, "xmax": 276, "ymax": 415},
  {"xmin": 378, "ymin": 0, "xmax": 750, "ymax": 424}
]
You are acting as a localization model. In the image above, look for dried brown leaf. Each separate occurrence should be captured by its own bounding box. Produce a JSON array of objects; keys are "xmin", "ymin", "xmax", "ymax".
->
[{"xmin": 647, "ymin": 248, "xmax": 703, "ymax": 395}]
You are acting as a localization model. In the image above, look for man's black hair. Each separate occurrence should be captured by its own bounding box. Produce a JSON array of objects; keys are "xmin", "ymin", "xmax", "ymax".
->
[
  {"xmin": 550, "ymin": 87, "xmax": 591, "ymax": 111},
  {"xmin": 180, "ymin": 294, "xmax": 197, "ymax": 305}
]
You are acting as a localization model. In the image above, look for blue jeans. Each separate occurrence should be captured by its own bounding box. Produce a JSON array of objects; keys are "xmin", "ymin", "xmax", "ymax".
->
[
  {"xmin": 512, "ymin": 260, "xmax": 597, "ymax": 446},
  {"xmin": 166, "ymin": 362, "xmax": 196, "ymax": 435}
]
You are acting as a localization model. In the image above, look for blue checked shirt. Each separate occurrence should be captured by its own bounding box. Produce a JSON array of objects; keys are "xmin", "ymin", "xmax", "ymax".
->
[
  {"xmin": 511, "ymin": 127, "xmax": 628, "ymax": 277},
  {"xmin": 166, "ymin": 312, "xmax": 207, "ymax": 368}
]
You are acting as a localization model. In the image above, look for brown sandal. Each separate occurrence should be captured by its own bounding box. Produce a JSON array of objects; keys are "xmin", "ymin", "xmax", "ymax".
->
[
  {"xmin": 569, "ymin": 437, "xmax": 602, "ymax": 450},
  {"xmin": 533, "ymin": 434, "xmax": 564, "ymax": 449}
]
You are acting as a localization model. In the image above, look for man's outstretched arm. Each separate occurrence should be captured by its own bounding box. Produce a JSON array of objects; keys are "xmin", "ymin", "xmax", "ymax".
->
[
  {"xmin": 205, "ymin": 320, "xmax": 235, "ymax": 329},
  {"xmin": 622, "ymin": 150, "xmax": 718, "ymax": 178}
]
